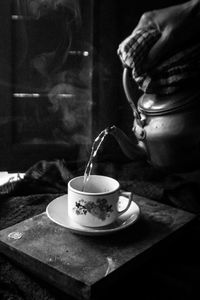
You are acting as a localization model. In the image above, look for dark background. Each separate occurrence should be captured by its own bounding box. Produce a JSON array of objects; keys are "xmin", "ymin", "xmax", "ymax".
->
[{"xmin": 0, "ymin": 0, "xmax": 186, "ymax": 171}]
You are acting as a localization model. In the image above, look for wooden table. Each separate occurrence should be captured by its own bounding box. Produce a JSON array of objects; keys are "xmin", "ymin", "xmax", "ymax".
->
[{"xmin": 0, "ymin": 194, "xmax": 196, "ymax": 300}]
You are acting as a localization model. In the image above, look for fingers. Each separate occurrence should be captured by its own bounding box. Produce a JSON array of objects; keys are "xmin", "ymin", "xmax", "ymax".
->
[
  {"xmin": 133, "ymin": 11, "xmax": 158, "ymax": 34},
  {"xmin": 118, "ymin": 11, "xmax": 163, "ymax": 71}
]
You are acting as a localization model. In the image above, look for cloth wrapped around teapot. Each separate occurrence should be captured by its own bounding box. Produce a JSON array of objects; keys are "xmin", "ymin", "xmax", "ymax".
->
[{"xmin": 118, "ymin": 27, "xmax": 200, "ymax": 95}]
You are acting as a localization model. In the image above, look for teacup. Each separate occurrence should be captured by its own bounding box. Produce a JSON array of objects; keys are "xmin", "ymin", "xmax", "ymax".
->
[{"xmin": 67, "ymin": 175, "xmax": 132, "ymax": 227}]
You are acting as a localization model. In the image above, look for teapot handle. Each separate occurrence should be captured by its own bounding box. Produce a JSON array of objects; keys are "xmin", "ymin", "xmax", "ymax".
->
[{"xmin": 122, "ymin": 67, "xmax": 144, "ymax": 128}]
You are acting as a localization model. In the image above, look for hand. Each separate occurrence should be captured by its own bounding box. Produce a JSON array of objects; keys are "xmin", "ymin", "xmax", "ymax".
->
[{"xmin": 125, "ymin": 0, "xmax": 200, "ymax": 70}]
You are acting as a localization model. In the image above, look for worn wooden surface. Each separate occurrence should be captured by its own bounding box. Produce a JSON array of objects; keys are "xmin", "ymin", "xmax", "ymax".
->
[{"xmin": 0, "ymin": 195, "xmax": 196, "ymax": 300}]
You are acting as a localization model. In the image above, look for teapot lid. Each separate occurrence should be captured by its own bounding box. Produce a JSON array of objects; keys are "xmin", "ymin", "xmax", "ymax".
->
[{"xmin": 138, "ymin": 87, "xmax": 200, "ymax": 115}]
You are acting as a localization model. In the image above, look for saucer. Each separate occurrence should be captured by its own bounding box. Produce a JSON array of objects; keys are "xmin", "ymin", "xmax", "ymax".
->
[{"xmin": 46, "ymin": 194, "xmax": 140, "ymax": 236}]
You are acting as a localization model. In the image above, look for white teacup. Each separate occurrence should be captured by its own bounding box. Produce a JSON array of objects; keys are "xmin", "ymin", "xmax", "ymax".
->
[{"xmin": 67, "ymin": 175, "xmax": 132, "ymax": 227}]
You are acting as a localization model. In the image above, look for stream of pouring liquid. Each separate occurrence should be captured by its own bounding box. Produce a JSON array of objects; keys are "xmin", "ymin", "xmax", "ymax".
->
[{"xmin": 82, "ymin": 128, "xmax": 109, "ymax": 191}]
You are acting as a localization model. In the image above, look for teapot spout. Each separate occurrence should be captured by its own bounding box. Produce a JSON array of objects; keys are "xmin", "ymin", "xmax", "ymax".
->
[{"xmin": 108, "ymin": 126, "xmax": 146, "ymax": 160}]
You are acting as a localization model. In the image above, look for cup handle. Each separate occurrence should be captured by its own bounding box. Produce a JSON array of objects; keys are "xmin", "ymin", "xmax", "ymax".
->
[{"xmin": 117, "ymin": 190, "xmax": 132, "ymax": 216}]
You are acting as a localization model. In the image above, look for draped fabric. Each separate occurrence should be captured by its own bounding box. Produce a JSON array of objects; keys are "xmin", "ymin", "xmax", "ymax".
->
[{"xmin": 118, "ymin": 27, "xmax": 200, "ymax": 95}]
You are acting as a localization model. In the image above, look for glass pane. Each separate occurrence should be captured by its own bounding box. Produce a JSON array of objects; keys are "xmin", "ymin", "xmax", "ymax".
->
[{"xmin": 11, "ymin": 0, "xmax": 93, "ymax": 147}]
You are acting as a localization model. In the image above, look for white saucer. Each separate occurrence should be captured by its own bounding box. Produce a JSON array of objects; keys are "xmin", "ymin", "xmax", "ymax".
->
[{"xmin": 46, "ymin": 194, "xmax": 140, "ymax": 236}]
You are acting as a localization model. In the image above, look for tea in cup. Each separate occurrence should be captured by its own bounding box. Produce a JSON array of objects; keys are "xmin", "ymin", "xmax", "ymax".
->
[{"xmin": 67, "ymin": 175, "xmax": 132, "ymax": 227}]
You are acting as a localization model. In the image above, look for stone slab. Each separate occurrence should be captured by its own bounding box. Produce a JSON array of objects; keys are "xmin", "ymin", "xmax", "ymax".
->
[{"xmin": 0, "ymin": 195, "xmax": 196, "ymax": 300}]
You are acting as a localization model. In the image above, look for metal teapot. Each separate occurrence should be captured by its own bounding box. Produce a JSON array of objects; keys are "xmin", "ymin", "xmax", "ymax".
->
[{"xmin": 110, "ymin": 67, "xmax": 200, "ymax": 171}]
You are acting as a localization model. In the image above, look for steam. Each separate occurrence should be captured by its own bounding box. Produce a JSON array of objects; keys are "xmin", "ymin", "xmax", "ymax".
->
[
  {"xmin": 1, "ymin": 0, "xmax": 92, "ymax": 159},
  {"xmin": 48, "ymin": 82, "xmax": 92, "ymax": 145},
  {"xmin": 29, "ymin": 0, "xmax": 81, "ymax": 22},
  {"xmin": 30, "ymin": 0, "xmax": 81, "ymax": 76}
]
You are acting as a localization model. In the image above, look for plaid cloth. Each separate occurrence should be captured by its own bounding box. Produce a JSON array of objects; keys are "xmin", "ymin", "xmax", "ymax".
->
[{"xmin": 118, "ymin": 27, "xmax": 200, "ymax": 95}]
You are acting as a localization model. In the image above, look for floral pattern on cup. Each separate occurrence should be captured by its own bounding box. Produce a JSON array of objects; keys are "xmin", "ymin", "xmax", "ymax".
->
[{"xmin": 73, "ymin": 198, "xmax": 113, "ymax": 221}]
